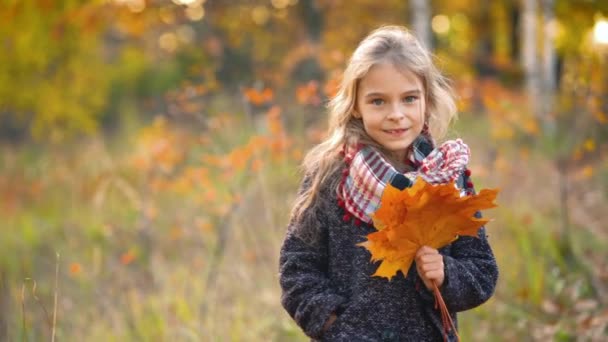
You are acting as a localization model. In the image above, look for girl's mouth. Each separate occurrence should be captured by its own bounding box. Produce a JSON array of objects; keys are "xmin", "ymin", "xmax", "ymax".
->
[{"xmin": 384, "ymin": 128, "xmax": 408, "ymax": 136}]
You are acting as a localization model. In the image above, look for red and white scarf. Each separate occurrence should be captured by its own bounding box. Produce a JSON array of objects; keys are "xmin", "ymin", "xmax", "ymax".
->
[{"xmin": 339, "ymin": 136, "xmax": 470, "ymax": 224}]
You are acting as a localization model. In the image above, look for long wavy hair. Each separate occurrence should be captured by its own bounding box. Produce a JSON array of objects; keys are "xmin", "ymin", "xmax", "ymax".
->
[{"xmin": 291, "ymin": 26, "xmax": 457, "ymax": 237}]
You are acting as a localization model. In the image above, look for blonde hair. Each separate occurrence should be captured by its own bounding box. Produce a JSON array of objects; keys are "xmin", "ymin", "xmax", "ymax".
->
[{"xmin": 291, "ymin": 25, "xmax": 457, "ymax": 231}]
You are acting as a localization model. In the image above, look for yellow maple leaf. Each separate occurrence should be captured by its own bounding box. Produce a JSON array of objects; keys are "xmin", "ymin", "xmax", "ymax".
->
[{"xmin": 358, "ymin": 178, "xmax": 499, "ymax": 280}]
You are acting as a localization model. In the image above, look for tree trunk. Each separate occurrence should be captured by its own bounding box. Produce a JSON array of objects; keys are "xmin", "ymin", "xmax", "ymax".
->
[
  {"xmin": 473, "ymin": 1, "xmax": 495, "ymax": 77},
  {"xmin": 541, "ymin": 0, "xmax": 557, "ymax": 92},
  {"xmin": 541, "ymin": 0, "xmax": 557, "ymax": 131},
  {"xmin": 299, "ymin": 0, "xmax": 323, "ymax": 43},
  {"xmin": 520, "ymin": 0, "xmax": 541, "ymax": 119},
  {"xmin": 510, "ymin": 3, "xmax": 520, "ymax": 63},
  {"xmin": 410, "ymin": 0, "xmax": 432, "ymax": 49},
  {"xmin": 288, "ymin": 0, "xmax": 324, "ymax": 82}
]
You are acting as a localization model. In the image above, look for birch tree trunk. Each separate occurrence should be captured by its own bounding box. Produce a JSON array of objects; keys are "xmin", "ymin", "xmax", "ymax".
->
[
  {"xmin": 541, "ymin": 0, "xmax": 557, "ymax": 130},
  {"xmin": 521, "ymin": 0, "xmax": 541, "ymax": 119},
  {"xmin": 410, "ymin": 0, "xmax": 432, "ymax": 49},
  {"xmin": 541, "ymin": 0, "xmax": 556, "ymax": 92}
]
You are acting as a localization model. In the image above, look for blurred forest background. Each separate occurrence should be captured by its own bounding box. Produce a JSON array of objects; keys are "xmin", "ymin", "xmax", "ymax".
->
[{"xmin": 1, "ymin": 0, "xmax": 607, "ymax": 341}]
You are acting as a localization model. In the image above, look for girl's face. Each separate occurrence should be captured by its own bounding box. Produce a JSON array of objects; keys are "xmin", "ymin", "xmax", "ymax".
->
[{"xmin": 355, "ymin": 62, "xmax": 426, "ymax": 161}]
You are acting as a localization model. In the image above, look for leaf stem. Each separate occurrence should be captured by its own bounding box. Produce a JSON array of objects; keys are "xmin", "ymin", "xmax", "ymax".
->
[{"xmin": 432, "ymin": 281, "xmax": 460, "ymax": 342}]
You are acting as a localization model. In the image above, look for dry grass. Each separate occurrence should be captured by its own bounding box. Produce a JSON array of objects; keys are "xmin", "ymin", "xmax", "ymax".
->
[{"xmin": 1, "ymin": 111, "xmax": 606, "ymax": 341}]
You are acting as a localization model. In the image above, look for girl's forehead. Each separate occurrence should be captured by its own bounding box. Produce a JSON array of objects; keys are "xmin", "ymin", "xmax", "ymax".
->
[{"xmin": 358, "ymin": 63, "xmax": 423, "ymax": 92}]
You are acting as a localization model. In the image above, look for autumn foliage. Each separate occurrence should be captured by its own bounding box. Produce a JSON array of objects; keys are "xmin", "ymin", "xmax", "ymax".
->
[{"xmin": 360, "ymin": 179, "xmax": 499, "ymax": 280}]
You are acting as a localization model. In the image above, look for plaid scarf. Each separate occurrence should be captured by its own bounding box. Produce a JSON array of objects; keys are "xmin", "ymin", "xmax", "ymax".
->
[{"xmin": 340, "ymin": 136, "xmax": 470, "ymax": 224}]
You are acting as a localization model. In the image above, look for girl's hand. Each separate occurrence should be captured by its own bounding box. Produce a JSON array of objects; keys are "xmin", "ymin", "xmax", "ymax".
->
[{"xmin": 415, "ymin": 246, "xmax": 445, "ymax": 290}]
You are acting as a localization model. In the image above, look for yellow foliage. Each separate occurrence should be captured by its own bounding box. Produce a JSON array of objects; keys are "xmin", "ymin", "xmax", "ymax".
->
[
  {"xmin": 523, "ymin": 119, "xmax": 540, "ymax": 135},
  {"xmin": 593, "ymin": 111, "xmax": 608, "ymax": 124},
  {"xmin": 574, "ymin": 166, "xmax": 594, "ymax": 180},
  {"xmin": 584, "ymin": 139, "xmax": 596, "ymax": 152}
]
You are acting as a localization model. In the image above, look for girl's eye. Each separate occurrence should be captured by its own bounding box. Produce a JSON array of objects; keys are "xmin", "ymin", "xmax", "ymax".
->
[
  {"xmin": 371, "ymin": 98, "xmax": 384, "ymax": 106},
  {"xmin": 403, "ymin": 96, "xmax": 418, "ymax": 104}
]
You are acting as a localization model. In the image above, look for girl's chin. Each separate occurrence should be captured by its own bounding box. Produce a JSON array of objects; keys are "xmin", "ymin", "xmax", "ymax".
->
[{"xmin": 382, "ymin": 141, "xmax": 414, "ymax": 152}]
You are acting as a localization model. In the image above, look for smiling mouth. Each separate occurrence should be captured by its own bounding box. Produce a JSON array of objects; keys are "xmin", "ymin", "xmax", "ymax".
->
[{"xmin": 383, "ymin": 128, "xmax": 409, "ymax": 135}]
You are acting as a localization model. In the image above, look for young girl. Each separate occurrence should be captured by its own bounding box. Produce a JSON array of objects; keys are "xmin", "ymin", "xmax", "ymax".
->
[{"xmin": 279, "ymin": 26, "xmax": 498, "ymax": 341}]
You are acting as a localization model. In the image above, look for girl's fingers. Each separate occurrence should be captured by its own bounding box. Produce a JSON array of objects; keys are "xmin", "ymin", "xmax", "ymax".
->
[
  {"xmin": 424, "ymin": 270, "xmax": 444, "ymax": 280},
  {"xmin": 415, "ymin": 246, "xmax": 444, "ymax": 285},
  {"xmin": 415, "ymin": 246, "xmax": 437, "ymax": 258},
  {"xmin": 418, "ymin": 253, "xmax": 442, "ymax": 264},
  {"xmin": 420, "ymin": 261, "xmax": 444, "ymax": 273}
]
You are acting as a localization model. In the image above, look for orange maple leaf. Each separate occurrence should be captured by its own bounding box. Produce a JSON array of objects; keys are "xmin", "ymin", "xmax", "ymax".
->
[{"xmin": 359, "ymin": 178, "xmax": 499, "ymax": 280}]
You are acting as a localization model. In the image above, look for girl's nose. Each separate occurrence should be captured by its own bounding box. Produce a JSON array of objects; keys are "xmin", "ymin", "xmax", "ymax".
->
[{"xmin": 386, "ymin": 104, "xmax": 405, "ymax": 121}]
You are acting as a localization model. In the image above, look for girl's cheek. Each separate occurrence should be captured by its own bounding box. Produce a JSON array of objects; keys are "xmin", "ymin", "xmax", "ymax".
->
[{"xmin": 374, "ymin": 109, "xmax": 387, "ymax": 119}]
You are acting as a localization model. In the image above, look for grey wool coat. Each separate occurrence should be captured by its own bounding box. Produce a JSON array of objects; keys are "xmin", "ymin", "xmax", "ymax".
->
[{"xmin": 278, "ymin": 170, "xmax": 499, "ymax": 342}]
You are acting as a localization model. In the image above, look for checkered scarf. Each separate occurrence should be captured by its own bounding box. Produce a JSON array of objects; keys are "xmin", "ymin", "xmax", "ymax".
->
[{"xmin": 341, "ymin": 136, "xmax": 470, "ymax": 224}]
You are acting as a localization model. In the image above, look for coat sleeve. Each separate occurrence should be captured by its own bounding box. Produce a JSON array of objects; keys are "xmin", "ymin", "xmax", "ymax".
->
[
  {"xmin": 416, "ymin": 174, "xmax": 499, "ymax": 313},
  {"xmin": 438, "ymin": 221, "xmax": 498, "ymax": 312},
  {"xmin": 278, "ymin": 178, "xmax": 347, "ymax": 339}
]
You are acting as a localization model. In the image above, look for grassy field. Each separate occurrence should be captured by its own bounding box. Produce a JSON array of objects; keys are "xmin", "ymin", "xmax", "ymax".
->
[{"xmin": 1, "ymin": 101, "xmax": 607, "ymax": 341}]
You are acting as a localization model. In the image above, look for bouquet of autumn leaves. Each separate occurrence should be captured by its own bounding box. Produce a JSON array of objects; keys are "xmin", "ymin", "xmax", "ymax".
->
[{"xmin": 358, "ymin": 178, "xmax": 499, "ymax": 341}]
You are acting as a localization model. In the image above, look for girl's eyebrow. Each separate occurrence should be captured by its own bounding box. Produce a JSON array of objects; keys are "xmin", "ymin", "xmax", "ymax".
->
[{"xmin": 364, "ymin": 89, "xmax": 422, "ymax": 98}]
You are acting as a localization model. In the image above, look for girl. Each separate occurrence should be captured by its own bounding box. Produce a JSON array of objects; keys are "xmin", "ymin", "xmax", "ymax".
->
[{"xmin": 279, "ymin": 26, "xmax": 498, "ymax": 341}]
